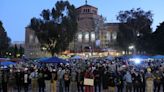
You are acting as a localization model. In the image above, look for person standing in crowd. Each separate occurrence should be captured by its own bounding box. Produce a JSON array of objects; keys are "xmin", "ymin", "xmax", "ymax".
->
[
  {"xmin": 8, "ymin": 68, "xmax": 15, "ymax": 92},
  {"xmin": 140, "ymin": 70, "xmax": 146, "ymax": 92},
  {"xmin": 38, "ymin": 69, "xmax": 45, "ymax": 92},
  {"xmin": 77, "ymin": 68, "xmax": 84, "ymax": 92},
  {"xmin": 70, "ymin": 69, "xmax": 77, "ymax": 92},
  {"xmin": 15, "ymin": 69, "xmax": 23, "ymax": 92},
  {"xmin": 124, "ymin": 70, "xmax": 132, "ymax": 92},
  {"xmin": 159, "ymin": 64, "xmax": 164, "ymax": 92},
  {"xmin": 93, "ymin": 66, "xmax": 101, "ymax": 92},
  {"xmin": 102, "ymin": 67, "xmax": 108, "ymax": 92},
  {"xmin": 51, "ymin": 69, "xmax": 57, "ymax": 92},
  {"xmin": 0, "ymin": 68, "xmax": 2, "ymax": 92},
  {"xmin": 108, "ymin": 71, "xmax": 116, "ymax": 92},
  {"xmin": 2, "ymin": 67, "xmax": 9, "ymax": 92},
  {"xmin": 116, "ymin": 71, "xmax": 124, "ymax": 92},
  {"xmin": 132, "ymin": 71, "xmax": 141, "ymax": 92},
  {"xmin": 84, "ymin": 68, "xmax": 94, "ymax": 92},
  {"xmin": 30, "ymin": 69, "xmax": 38, "ymax": 92},
  {"xmin": 145, "ymin": 68, "xmax": 154, "ymax": 92},
  {"xmin": 23, "ymin": 68, "xmax": 30, "ymax": 92},
  {"xmin": 153, "ymin": 69, "xmax": 162, "ymax": 92},
  {"xmin": 57, "ymin": 67, "xmax": 65, "ymax": 92},
  {"xmin": 161, "ymin": 70, "xmax": 164, "ymax": 92},
  {"xmin": 44, "ymin": 67, "xmax": 51, "ymax": 92},
  {"xmin": 64, "ymin": 69, "xmax": 70, "ymax": 92}
]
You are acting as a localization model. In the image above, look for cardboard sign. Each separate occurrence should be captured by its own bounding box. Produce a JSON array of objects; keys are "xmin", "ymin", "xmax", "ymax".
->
[{"xmin": 84, "ymin": 78, "xmax": 94, "ymax": 86}]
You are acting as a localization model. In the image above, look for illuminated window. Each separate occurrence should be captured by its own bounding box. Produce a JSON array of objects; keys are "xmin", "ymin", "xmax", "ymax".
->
[
  {"xmin": 106, "ymin": 32, "xmax": 111, "ymax": 41},
  {"xmin": 85, "ymin": 32, "xmax": 89, "ymax": 42},
  {"xmin": 91, "ymin": 32, "xmax": 95, "ymax": 41},
  {"xmin": 35, "ymin": 37, "xmax": 39, "ymax": 44},
  {"xmin": 78, "ymin": 33, "xmax": 82, "ymax": 42},
  {"xmin": 112, "ymin": 32, "xmax": 117, "ymax": 40},
  {"xmin": 29, "ymin": 35, "xmax": 33, "ymax": 43}
]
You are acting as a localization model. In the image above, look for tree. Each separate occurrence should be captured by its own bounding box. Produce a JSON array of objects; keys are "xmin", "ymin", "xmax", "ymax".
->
[
  {"xmin": 116, "ymin": 8, "xmax": 153, "ymax": 52},
  {"xmin": 151, "ymin": 22, "xmax": 164, "ymax": 54},
  {"xmin": 0, "ymin": 21, "xmax": 11, "ymax": 57},
  {"xmin": 19, "ymin": 45, "xmax": 24, "ymax": 58},
  {"xmin": 13, "ymin": 44, "xmax": 18, "ymax": 58},
  {"xmin": 29, "ymin": 1, "xmax": 77, "ymax": 56},
  {"xmin": 117, "ymin": 24, "xmax": 135, "ymax": 51}
]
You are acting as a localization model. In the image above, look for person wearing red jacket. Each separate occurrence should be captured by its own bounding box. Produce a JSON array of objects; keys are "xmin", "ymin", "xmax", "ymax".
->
[{"xmin": 84, "ymin": 68, "xmax": 94, "ymax": 92}]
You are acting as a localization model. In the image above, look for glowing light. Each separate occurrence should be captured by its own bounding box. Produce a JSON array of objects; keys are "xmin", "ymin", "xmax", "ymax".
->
[
  {"xmin": 122, "ymin": 51, "xmax": 125, "ymax": 55},
  {"xmin": 134, "ymin": 58, "xmax": 141, "ymax": 64},
  {"xmin": 129, "ymin": 45, "xmax": 134, "ymax": 50}
]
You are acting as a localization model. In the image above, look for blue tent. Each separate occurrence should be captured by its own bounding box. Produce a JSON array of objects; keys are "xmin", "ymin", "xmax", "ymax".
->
[
  {"xmin": 106, "ymin": 56, "xmax": 114, "ymax": 60},
  {"xmin": 129, "ymin": 55, "xmax": 150, "ymax": 59},
  {"xmin": 152, "ymin": 55, "xmax": 164, "ymax": 59},
  {"xmin": 0, "ymin": 61, "xmax": 16, "ymax": 66},
  {"xmin": 70, "ymin": 55, "xmax": 83, "ymax": 59},
  {"xmin": 39, "ymin": 57, "xmax": 67, "ymax": 64},
  {"xmin": 119, "ymin": 55, "xmax": 150, "ymax": 60},
  {"xmin": 118, "ymin": 55, "xmax": 130, "ymax": 60},
  {"xmin": 36, "ymin": 57, "xmax": 48, "ymax": 62}
]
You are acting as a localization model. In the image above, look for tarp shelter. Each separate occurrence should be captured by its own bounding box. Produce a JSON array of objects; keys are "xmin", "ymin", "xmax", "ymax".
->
[
  {"xmin": 0, "ymin": 61, "xmax": 16, "ymax": 66},
  {"xmin": 39, "ymin": 57, "xmax": 67, "ymax": 64}
]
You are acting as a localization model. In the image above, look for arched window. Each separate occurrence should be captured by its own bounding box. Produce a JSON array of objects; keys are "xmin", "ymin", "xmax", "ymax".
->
[
  {"xmin": 78, "ymin": 33, "xmax": 83, "ymax": 42},
  {"xmin": 91, "ymin": 32, "xmax": 95, "ymax": 41},
  {"xmin": 35, "ymin": 37, "xmax": 39, "ymax": 44},
  {"xmin": 112, "ymin": 32, "xmax": 117, "ymax": 40},
  {"xmin": 106, "ymin": 32, "xmax": 111, "ymax": 41},
  {"xmin": 29, "ymin": 34, "xmax": 33, "ymax": 43},
  {"xmin": 85, "ymin": 32, "xmax": 89, "ymax": 42}
]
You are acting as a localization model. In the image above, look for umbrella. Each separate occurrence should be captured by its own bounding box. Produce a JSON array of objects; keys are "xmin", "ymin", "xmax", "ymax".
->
[
  {"xmin": 0, "ymin": 61, "xmax": 16, "ymax": 66},
  {"xmin": 39, "ymin": 56, "xmax": 67, "ymax": 64}
]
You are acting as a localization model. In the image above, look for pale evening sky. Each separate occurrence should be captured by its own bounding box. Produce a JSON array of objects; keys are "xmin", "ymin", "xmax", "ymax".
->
[{"xmin": 0, "ymin": 0, "xmax": 164, "ymax": 42}]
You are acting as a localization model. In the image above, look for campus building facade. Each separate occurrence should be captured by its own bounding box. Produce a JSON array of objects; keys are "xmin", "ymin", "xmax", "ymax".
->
[{"xmin": 25, "ymin": 3, "xmax": 120, "ymax": 58}]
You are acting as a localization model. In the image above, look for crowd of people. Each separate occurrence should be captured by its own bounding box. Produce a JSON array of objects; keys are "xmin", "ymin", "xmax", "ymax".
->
[{"xmin": 0, "ymin": 57, "xmax": 164, "ymax": 92}]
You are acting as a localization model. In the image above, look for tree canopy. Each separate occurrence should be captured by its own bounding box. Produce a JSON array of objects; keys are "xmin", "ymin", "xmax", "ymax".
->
[
  {"xmin": 0, "ymin": 21, "xmax": 11, "ymax": 57},
  {"xmin": 29, "ymin": 1, "xmax": 77, "ymax": 56},
  {"xmin": 151, "ymin": 22, "xmax": 164, "ymax": 54},
  {"xmin": 116, "ymin": 8, "xmax": 153, "ymax": 52}
]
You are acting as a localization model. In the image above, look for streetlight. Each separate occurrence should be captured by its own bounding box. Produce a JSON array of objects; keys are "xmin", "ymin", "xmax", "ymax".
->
[
  {"xmin": 129, "ymin": 45, "xmax": 134, "ymax": 50},
  {"xmin": 129, "ymin": 45, "xmax": 136, "ymax": 54}
]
